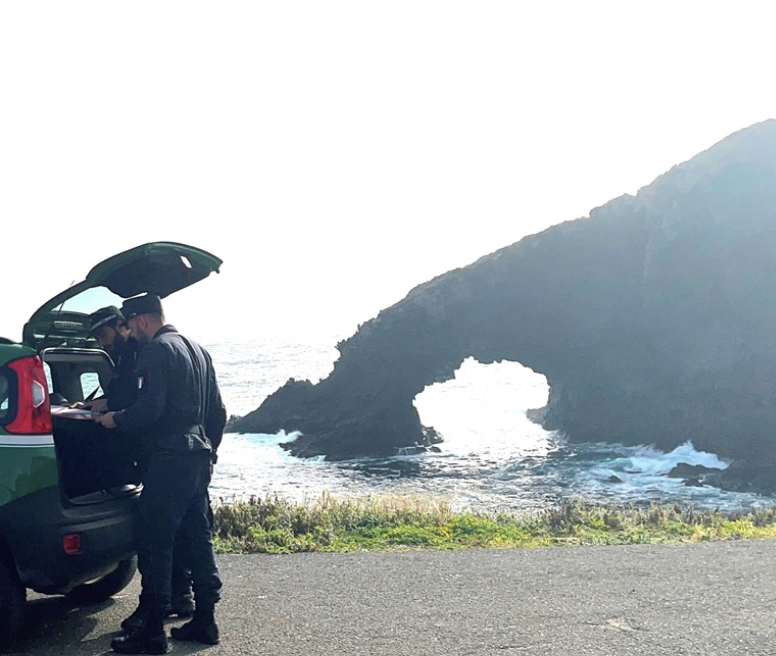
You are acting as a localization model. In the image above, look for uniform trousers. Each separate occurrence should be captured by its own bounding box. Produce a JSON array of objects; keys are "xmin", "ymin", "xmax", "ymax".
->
[{"xmin": 135, "ymin": 448, "xmax": 222, "ymax": 610}]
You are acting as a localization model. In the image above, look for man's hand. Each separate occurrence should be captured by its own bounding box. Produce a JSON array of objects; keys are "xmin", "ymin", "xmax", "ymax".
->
[
  {"xmin": 87, "ymin": 398, "xmax": 109, "ymax": 413},
  {"xmin": 95, "ymin": 411, "xmax": 117, "ymax": 429}
]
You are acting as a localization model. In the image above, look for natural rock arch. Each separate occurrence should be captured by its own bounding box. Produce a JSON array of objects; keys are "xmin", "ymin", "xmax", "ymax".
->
[{"xmin": 412, "ymin": 356, "xmax": 550, "ymax": 446}]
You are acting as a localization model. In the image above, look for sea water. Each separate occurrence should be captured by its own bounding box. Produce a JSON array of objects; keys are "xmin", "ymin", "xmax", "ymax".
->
[{"xmin": 204, "ymin": 336, "xmax": 775, "ymax": 513}]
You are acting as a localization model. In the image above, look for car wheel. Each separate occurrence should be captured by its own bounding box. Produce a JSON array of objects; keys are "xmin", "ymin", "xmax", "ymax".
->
[
  {"xmin": 66, "ymin": 556, "xmax": 137, "ymax": 604},
  {"xmin": 0, "ymin": 554, "xmax": 26, "ymax": 649}
]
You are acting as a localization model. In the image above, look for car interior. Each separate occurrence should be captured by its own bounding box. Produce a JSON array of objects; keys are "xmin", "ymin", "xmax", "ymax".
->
[{"xmin": 44, "ymin": 349, "xmax": 141, "ymax": 502}]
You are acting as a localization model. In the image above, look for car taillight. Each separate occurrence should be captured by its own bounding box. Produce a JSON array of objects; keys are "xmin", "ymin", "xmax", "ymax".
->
[
  {"xmin": 63, "ymin": 534, "xmax": 82, "ymax": 555},
  {"xmin": 6, "ymin": 355, "xmax": 52, "ymax": 434}
]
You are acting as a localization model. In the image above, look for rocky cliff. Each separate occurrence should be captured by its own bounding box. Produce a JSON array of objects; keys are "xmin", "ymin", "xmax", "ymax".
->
[{"xmin": 232, "ymin": 120, "xmax": 776, "ymax": 484}]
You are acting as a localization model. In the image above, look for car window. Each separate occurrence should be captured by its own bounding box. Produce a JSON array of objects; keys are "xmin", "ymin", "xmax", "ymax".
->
[
  {"xmin": 26, "ymin": 286, "xmax": 127, "ymax": 351},
  {"xmin": 43, "ymin": 361, "xmax": 53, "ymax": 394},
  {"xmin": 0, "ymin": 372, "xmax": 9, "ymax": 421},
  {"xmin": 62, "ymin": 286, "xmax": 126, "ymax": 314},
  {"xmin": 80, "ymin": 372, "xmax": 103, "ymax": 401}
]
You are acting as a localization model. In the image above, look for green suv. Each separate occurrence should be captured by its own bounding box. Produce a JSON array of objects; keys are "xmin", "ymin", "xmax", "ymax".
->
[{"xmin": 0, "ymin": 242, "xmax": 221, "ymax": 648}]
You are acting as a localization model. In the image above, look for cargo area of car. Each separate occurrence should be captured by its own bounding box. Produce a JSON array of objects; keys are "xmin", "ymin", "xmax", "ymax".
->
[{"xmin": 44, "ymin": 349, "xmax": 141, "ymax": 501}]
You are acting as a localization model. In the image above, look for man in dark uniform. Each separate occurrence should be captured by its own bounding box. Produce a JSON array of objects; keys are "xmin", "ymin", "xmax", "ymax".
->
[
  {"xmin": 95, "ymin": 294, "xmax": 225, "ymax": 655},
  {"xmin": 83, "ymin": 306, "xmax": 143, "ymax": 490},
  {"xmin": 87, "ymin": 306, "xmax": 141, "ymax": 413},
  {"xmin": 88, "ymin": 306, "xmax": 198, "ymax": 625}
]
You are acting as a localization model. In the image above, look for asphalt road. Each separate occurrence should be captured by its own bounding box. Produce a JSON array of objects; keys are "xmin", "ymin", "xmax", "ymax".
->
[{"xmin": 9, "ymin": 539, "xmax": 776, "ymax": 656}]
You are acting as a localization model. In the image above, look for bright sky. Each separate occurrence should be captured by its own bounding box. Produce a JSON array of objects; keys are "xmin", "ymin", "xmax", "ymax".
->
[{"xmin": 1, "ymin": 2, "xmax": 774, "ymax": 343}]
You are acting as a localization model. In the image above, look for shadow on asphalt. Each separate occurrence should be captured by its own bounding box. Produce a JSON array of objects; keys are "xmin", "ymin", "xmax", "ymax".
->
[
  {"xmin": 6, "ymin": 595, "xmax": 114, "ymax": 655},
  {"xmin": 5, "ymin": 596, "xmax": 215, "ymax": 655}
]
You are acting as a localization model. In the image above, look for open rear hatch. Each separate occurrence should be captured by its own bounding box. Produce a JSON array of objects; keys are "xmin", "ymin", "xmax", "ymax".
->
[{"xmin": 24, "ymin": 242, "xmax": 222, "ymax": 351}]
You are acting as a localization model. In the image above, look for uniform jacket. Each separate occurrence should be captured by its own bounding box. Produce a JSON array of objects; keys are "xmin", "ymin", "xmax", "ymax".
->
[
  {"xmin": 113, "ymin": 325, "xmax": 226, "ymax": 457},
  {"xmin": 106, "ymin": 336, "xmax": 141, "ymax": 411}
]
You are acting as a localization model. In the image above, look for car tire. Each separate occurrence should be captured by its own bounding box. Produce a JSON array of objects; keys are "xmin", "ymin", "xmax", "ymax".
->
[
  {"xmin": 0, "ymin": 554, "xmax": 26, "ymax": 649},
  {"xmin": 66, "ymin": 556, "xmax": 137, "ymax": 604}
]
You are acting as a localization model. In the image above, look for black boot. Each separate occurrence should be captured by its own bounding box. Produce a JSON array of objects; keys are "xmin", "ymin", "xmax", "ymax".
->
[
  {"xmin": 112, "ymin": 608, "xmax": 169, "ymax": 654},
  {"xmin": 170, "ymin": 605, "xmax": 219, "ymax": 645},
  {"xmin": 165, "ymin": 591, "xmax": 195, "ymax": 618},
  {"xmin": 120, "ymin": 603, "xmax": 149, "ymax": 635}
]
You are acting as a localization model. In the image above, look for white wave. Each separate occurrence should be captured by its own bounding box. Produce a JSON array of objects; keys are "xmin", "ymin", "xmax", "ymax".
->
[{"xmin": 600, "ymin": 440, "xmax": 728, "ymax": 477}]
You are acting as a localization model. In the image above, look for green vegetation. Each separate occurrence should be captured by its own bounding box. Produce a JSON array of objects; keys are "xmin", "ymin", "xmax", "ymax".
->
[{"xmin": 211, "ymin": 493, "xmax": 776, "ymax": 554}]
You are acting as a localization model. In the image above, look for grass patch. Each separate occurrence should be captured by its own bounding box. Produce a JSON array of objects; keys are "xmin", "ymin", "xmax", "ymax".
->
[{"xmin": 211, "ymin": 493, "xmax": 776, "ymax": 554}]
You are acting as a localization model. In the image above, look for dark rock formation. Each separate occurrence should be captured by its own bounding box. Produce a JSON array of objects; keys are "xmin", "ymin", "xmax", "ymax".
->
[
  {"xmin": 667, "ymin": 463, "xmax": 722, "ymax": 480},
  {"xmin": 233, "ymin": 120, "xmax": 776, "ymax": 473}
]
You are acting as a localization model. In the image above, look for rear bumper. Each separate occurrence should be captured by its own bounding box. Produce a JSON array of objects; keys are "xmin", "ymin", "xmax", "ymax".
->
[{"xmin": 0, "ymin": 485, "xmax": 139, "ymax": 594}]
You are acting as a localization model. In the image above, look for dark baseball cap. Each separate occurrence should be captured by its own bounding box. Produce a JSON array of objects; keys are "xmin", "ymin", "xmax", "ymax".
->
[
  {"xmin": 89, "ymin": 306, "xmax": 124, "ymax": 335},
  {"xmin": 121, "ymin": 293, "xmax": 163, "ymax": 320}
]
